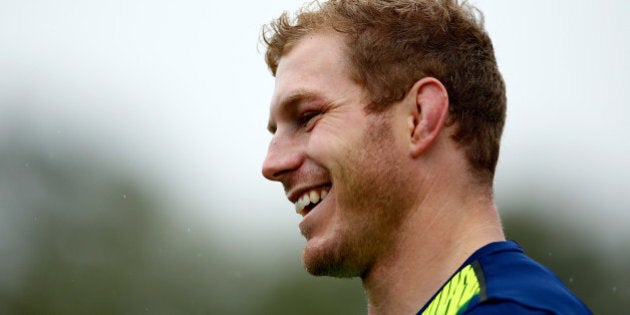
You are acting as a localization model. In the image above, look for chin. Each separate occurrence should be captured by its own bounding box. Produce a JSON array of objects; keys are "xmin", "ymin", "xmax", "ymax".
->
[{"xmin": 301, "ymin": 234, "xmax": 363, "ymax": 278}]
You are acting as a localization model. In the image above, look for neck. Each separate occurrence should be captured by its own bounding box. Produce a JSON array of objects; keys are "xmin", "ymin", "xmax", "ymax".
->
[{"xmin": 361, "ymin": 184, "xmax": 505, "ymax": 315}]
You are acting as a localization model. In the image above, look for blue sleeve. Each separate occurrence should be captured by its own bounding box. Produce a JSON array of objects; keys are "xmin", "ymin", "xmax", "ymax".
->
[{"xmin": 463, "ymin": 301, "xmax": 552, "ymax": 315}]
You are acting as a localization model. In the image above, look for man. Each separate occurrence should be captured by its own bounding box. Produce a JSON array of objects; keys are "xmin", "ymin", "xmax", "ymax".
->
[{"xmin": 261, "ymin": 1, "xmax": 592, "ymax": 314}]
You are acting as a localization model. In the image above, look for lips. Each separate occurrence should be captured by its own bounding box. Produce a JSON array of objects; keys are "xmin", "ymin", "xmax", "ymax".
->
[{"xmin": 294, "ymin": 186, "xmax": 331, "ymax": 216}]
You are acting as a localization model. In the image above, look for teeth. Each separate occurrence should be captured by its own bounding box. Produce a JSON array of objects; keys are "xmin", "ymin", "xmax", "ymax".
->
[
  {"xmin": 294, "ymin": 188, "xmax": 330, "ymax": 214},
  {"xmin": 309, "ymin": 191, "xmax": 320, "ymax": 204},
  {"xmin": 299, "ymin": 195, "xmax": 309, "ymax": 209}
]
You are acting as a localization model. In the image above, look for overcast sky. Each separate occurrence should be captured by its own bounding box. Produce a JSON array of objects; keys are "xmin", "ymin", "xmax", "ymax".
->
[{"xmin": 1, "ymin": 0, "xmax": 628, "ymax": 252}]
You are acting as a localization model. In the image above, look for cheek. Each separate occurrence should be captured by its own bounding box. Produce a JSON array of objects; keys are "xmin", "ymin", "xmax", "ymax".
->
[{"xmin": 306, "ymin": 126, "xmax": 360, "ymax": 165}]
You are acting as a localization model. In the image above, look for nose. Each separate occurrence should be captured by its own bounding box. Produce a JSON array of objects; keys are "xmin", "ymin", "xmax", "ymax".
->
[{"xmin": 262, "ymin": 135, "xmax": 304, "ymax": 182}]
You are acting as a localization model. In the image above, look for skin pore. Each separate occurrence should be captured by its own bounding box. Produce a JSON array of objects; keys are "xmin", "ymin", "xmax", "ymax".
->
[{"xmin": 262, "ymin": 32, "xmax": 505, "ymax": 315}]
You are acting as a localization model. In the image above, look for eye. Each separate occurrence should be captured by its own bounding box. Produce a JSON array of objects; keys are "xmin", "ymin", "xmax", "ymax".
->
[{"xmin": 299, "ymin": 111, "xmax": 321, "ymax": 130}]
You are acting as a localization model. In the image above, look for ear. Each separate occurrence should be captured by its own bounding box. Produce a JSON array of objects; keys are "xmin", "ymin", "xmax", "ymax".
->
[{"xmin": 407, "ymin": 77, "xmax": 449, "ymax": 158}]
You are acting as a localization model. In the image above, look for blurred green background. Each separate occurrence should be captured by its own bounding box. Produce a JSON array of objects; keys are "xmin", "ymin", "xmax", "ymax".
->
[{"xmin": 0, "ymin": 123, "xmax": 628, "ymax": 314}]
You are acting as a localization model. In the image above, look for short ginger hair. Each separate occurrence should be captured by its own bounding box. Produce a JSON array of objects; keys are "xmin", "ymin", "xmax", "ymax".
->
[{"xmin": 262, "ymin": 0, "xmax": 507, "ymax": 183}]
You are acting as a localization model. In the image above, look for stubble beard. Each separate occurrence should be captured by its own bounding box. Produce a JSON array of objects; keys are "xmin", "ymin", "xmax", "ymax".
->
[{"xmin": 302, "ymin": 113, "xmax": 414, "ymax": 278}]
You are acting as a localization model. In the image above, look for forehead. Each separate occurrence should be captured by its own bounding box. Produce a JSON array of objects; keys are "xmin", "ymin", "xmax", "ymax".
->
[
  {"xmin": 275, "ymin": 32, "xmax": 350, "ymax": 81},
  {"xmin": 268, "ymin": 33, "xmax": 363, "ymax": 129}
]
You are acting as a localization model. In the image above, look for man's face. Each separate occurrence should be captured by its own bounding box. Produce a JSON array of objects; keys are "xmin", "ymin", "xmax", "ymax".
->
[{"xmin": 262, "ymin": 33, "xmax": 414, "ymax": 277}]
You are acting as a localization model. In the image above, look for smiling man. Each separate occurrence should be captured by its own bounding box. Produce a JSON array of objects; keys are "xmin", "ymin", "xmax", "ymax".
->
[{"xmin": 261, "ymin": 1, "xmax": 591, "ymax": 314}]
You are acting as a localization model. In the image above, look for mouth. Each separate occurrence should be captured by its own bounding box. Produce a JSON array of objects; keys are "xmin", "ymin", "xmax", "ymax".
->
[{"xmin": 294, "ymin": 185, "xmax": 331, "ymax": 216}]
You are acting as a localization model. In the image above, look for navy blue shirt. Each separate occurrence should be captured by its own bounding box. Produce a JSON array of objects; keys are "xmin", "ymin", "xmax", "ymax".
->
[{"xmin": 417, "ymin": 241, "xmax": 592, "ymax": 314}]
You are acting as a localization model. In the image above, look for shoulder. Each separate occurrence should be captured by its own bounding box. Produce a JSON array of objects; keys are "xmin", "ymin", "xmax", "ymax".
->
[
  {"xmin": 464, "ymin": 299, "xmax": 591, "ymax": 315},
  {"xmin": 463, "ymin": 301, "xmax": 552, "ymax": 315},
  {"xmin": 472, "ymin": 241, "xmax": 592, "ymax": 315}
]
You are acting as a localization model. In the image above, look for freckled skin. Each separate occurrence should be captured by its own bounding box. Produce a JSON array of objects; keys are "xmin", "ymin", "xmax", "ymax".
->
[
  {"xmin": 303, "ymin": 113, "xmax": 415, "ymax": 277},
  {"xmin": 263, "ymin": 33, "xmax": 417, "ymax": 277}
]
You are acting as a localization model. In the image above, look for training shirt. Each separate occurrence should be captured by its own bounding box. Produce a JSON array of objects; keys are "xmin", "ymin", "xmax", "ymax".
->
[{"xmin": 416, "ymin": 241, "xmax": 592, "ymax": 315}]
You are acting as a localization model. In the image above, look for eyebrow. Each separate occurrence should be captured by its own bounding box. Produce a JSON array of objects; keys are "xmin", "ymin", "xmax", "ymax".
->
[{"xmin": 267, "ymin": 90, "xmax": 322, "ymax": 134}]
